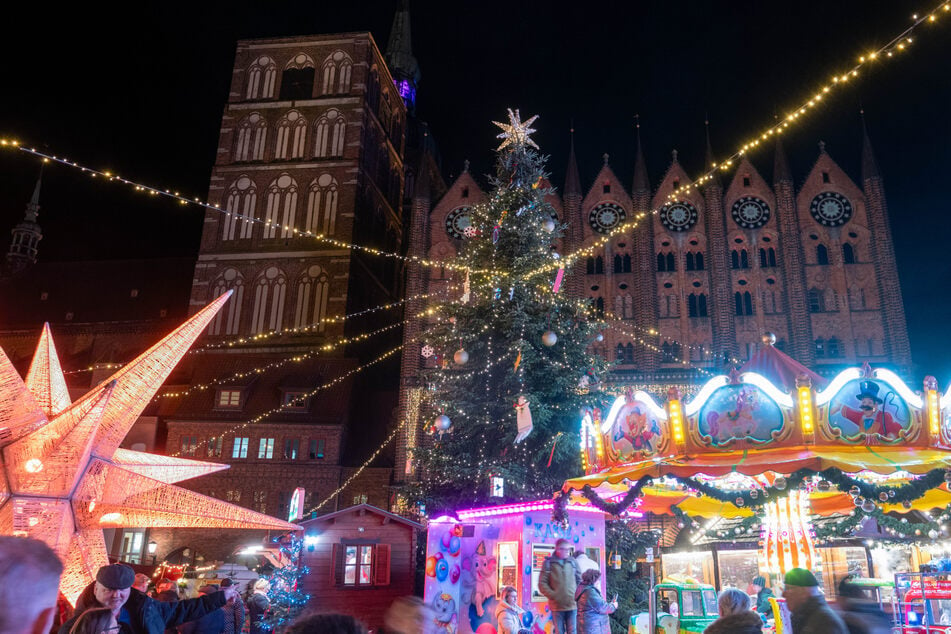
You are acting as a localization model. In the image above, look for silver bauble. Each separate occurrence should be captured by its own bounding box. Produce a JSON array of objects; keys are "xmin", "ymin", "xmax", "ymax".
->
[
  {"xmin": 435, "ymin": 414, "xmax": 452, "ymax": 431},
  {"xmin": 453, "ymin": 348, "xmax": 469, "ymax": 365},
  {"xmin": 542, "ymin": 218, "xmax": 556, "ymax": 233},
  {"xmin": 542, "ymin": 330, "xmax": 558, "ymax": 346}
]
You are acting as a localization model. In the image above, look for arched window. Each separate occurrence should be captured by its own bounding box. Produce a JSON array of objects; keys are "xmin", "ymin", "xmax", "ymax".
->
[
  {"xmin": 614, "ymin": 296, "xmax": 623, "ymax": 316},
  {"xmin": 367, "ymin": 68, "xmax": 380, "ymax": 110},
  {"xmin": 688, "ymin": 294, "xmax": 697, "ymax": 317},
  {"xmin": 624, "ymin": 295, "xmax": 633, "ymax": 319},
  {"xmin": 816, "ymin": 244, "xmax": 829, "ymax": 265},
  {"xmin": 842, "ymin": 243, "xmax": 855, "ymax": 264},
  {"xmin": 234, "ymin": 113, "xmax": 268, "ymax": 162},
  {"xmin": 759, "ymin": 247, "xmax": 777, "ymax": 268},
  {"xmin": 595, "ymin": 256, "xmax": 604, "ymax": 274},
  {"xmin": 313, "ymin": 109, "xmax": 346, "ymax": 158},
  {"xmin": 294, "ymin": 265, "xmax": 330, "ymax": 331},
  {"xmin": 807, "ymin": 288, "xmax": 825, "ymax": 313},
  {"xmin": 208, "ymin": 269, "xmax": 245, "ymax": 335},
  {"xmin": 246, "ymin": 56, "xmax": 277, "ymax": 100},
  {"xmin": 698, "ymin": 294, "xmax": 708, "ymax": 317},
  {"xmin": 685, "ymin": 252, "xmax": 695, "ymax": 271},
  {"xmin": 587, "ymin": 258, "xmax": 596, "ymax": 275},
  {"xmin": 321, "ymin": 51, "xmax": 353, "ymax": 95},
  {"xmin": 623, "ymin": 254, "xmax": 632, "ymax": 273},
  {"xmin": 250, "ymin": 266, "xmax": 287, "ymax": 334},
  {"xmin": 613, "ymin": 254, "xmax": 623, "ymax": 273},
  {"xmin": 686, "ymin": 252, "xmax": 705, "ymax": 271},
  {"xmin": 279, "ymin": 54, "xmax": 316, "ymax": 100},
  {"xmin": 735, "ymin": 291, "xmax": 753, "ymax": 316},
  {"xmin": 695, "ymin": 252, "xmax": 704, "ymax": 270},
  {"xmin": 731, "ymin": 249, "xmax": 749, "ymax": 269},
  {"xmin": 222, "ymin": 176, "xmax": 257, "ymax": 241},
  {"xmin": 304, "ymin": 174, "xmax": 339, "ymax": 235},
  {"xmin": 689, "ymin": 294, "xmax": 709, "ymax": 317},
  {"xmin": 595, "ymin": 297, "xmax": 604, "ymax": 316},
  {"xmin": 274, "ymin": 110, "xmax": 307, "ymax": 160},
  {"xmin": 263, "ymin": 174, "xmax": 299, "ymax": 239},
  {"xmin": 656, "ymin": 253, "xmax": 666, "ymax": 272}
]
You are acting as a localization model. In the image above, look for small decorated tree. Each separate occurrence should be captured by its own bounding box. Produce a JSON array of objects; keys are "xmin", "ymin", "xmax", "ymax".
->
[{"xmin": 260, "ymin": 536, "xmax": 310, "ymax": 632}]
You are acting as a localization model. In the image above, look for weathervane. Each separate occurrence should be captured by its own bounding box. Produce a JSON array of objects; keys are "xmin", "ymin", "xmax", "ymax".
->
[{"xmin": 493, "ymin": 108, "xmax": 539, "ymax": 151}]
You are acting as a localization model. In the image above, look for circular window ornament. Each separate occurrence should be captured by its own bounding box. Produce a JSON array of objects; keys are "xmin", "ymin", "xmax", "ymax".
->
[
  {"xmin": 660, "ymin": 201, "xmax": 699, "ymax": 232},
  {"xmin": 445, "ymin": 207, "xmax": 472, "ymax": 240},
  {"xmin": 810, "ymin": 192, "xmax": 853, "ymax": 227},
  {"xmin": 731, "ymin": 196, "xmax": 771, "ymax": 229},
  {"xmin": 588, "ymin": 202, "xmax": 626, "ymax": 234}
]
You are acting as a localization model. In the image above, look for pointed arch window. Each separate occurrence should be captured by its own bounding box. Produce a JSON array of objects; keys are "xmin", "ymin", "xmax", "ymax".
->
[
  {"xmin": 595, "ymin": 297, "xmax": 604, "ymax": 317},
  {"xmin": 686, "ymin": 251, "xmax": 705, "ymax": 271},
  {"xmin": 622, "ymin": 254, "xmax": 632, "ymax": 273},
  {"xmin": 275, "ymin": 110, "xmax": 307, "ymax": 160},
  {"xmin": 234, "ymin": 113, "xmax": 268, "ymax": 162},
  {"xmin": 250, "ymin": 267, "xmax": 287, "ymax": 334},
  {"xmin": 263, "ymin": 174, "xmax": 299, "ymax": 239},
  {"xmin": 321, "ymin": 51, "xmax": 353, "ymax": 95},
  {"xmin": 586, "ymin": 258, "xmax": 596, "ymax": 275},
  {"xmin": 594, "ymin": 256, "xmax": 604, "ymax": 274},
  {"xmin": 624, "ymin": 295, "xmax": 633, "ymax": 319},
  {"xmin": 314, "ymin": 109, "xmax": 346, "ymax": 158},
  {"xmin": 735, "ymin": 291, "xmax": 753, "ymax": 316},
  {"xmin": 816, "ymin": 244, "xmax": 829, "ymax": 265},
  {"xmin": 688, "ymin": 293, "xmax": 708, "ymax": 317},
  {"xmin": 613, "ymin": 254, "xmax": 623, "ymax": 273},
  {"xmin": 280, "ymin": 54, "xmax": 316, "ymax": 100},
  {"xmin": 222, "ymin": 176, "xmax": 257, "ymax": 241},
  {"xmin": 305, "ymin": 174, "xmax": 339, "ymax": 235},
  {"xmin": 294, "ymin": 265, "xmax": 330, "ymax": 331},
  {"xmin": 842, "ymin": 243, "xmax": 856, "ymax": 264},
  {"xmin": 807, "ymin": 288, "xmax": 825, "ymax": 313},
  {"xmin": 731, "ymin": 249, "xmax": 750, "ymax": 269},
  {"xmin": 246, "ymin": 56, "xmax": 277, "ymax": 100},
  {"xmin": 208, "ymin": 269, "xmax": 245, "ymax": 335},
  {"xmin": 759, "ymin": 247, "xmax": 777, "ymax": 268}
]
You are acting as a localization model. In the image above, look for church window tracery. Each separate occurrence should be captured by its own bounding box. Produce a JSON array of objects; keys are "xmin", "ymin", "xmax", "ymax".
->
[
  {"xmin": 246, "ymin": 56, "xmax": 277, "ymax": 100},
  {"xmin": 305, "ymin": 174, "xmax": 339, "ymax": 235},
  {"xmin": 263, "ymin": 174, "xmax": 299, "ymax": 239},
  {"xmin": 222, "ymin": 176, "xmax": 257, "ymax": 241},
  {"xmin": 234, "ymin": 113, "xmax": 268, "ymax": 162},
  {"xmin": 294, "ymin": 265, "xmax": 330, "ymax": 331},
  {"xmin": 250, "ymin": 266, "xmax": 287, "ymax": 334},
  {"xmin": 280, "ymin": 54, "xmax": 316, "ymax": 100},
  {"xmin": 275, "ymin": 110, "xmax": 307, "ymax": 160}
]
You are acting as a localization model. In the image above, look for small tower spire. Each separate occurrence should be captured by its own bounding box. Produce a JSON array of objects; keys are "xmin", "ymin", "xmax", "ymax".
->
[
  {"xmin": 385, "ymin": 0, "xmax": 420, "ymax": 113},
  {"xmin": 860, "ymin": 109, "xmax": 881, "ymax": 181},
  {"xmin": 564, "ymin": 125, "xmax": 581, "ymax": 196},
  {"xmin": 773, "ymin": 137, "xmax": 793, "ymax": 184},
  {"xmin": 632, "ymin": 115, "xmax": 650, "ymax": 193},
  {"xmin": 6, "ymin": 168, "xmax": 44, "ymax": 274}
]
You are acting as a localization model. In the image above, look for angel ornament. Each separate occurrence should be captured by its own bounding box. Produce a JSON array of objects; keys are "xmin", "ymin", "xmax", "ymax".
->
[{"xmin": 514, "ymin": 395, "xmax": 534, "ymax": 443}]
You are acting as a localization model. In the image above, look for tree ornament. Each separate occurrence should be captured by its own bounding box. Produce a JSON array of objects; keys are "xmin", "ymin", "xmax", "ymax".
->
[
  {"xmin": 862, "ymin": 500, "xmax": 877, "ymax": 513},
  {"xmin": 854, "ymin": 496, "xmax": 865, "ymax": 507},
  {"xmin": 735, "ymin": 497, "xmax": 745, "ymax": 507},
  {"xmin": 514, "ymin": 395, "xmax": 533, "ymax": 443},
  {"xmin": 944, "ymin": 469, "xmax": 951, "ymax": 484},
  {"xmin": 435, "ymin": 414, "xmax": 452, "ymax": 431},
  {"xmin": 774, "ymin": 477, "xmax": 787, "ymax": 490},
  {"xmin": 915, "ymin": 529, "xmax": 922, "ymax": 536},
  {"xmin": 453, "ymin": 348, "xmax": 469, "ymax": 365},
  {"xmin": 749, "ymin": 489, "xmax": 759, "ymax": 499},
  {"xmin": 930, "ymin": 529, "xmax": 940, "ymax": 540},
  {"xmin": 542, "ymin": 218, "xmax": 556, "ymax": 233},
  {"xmin": 879, "ymin": 492, "xmax": 889, "ymax": 502},
  {"xmin": 463, "ymin": 225, "xmax": 478, "ymax": 238},
  {"xmin": 595, "ymin": 333, "xmax": 604, "ymax": 342},
  {"xmin": 902, "ymin": 500, "xmax": 913, "ymax": 510},
  {"xmin": 542, "ymin": 330, "xmax": 558, "ymax": 346},
  {"xmin": 817, "ymin": 480, "xmax": 832, "ymax": 492},
  {"xmin": 421, "ymin": 344, "xmax": 435, "ymax": 358},
  {"xmin": 849, "ymin": 485, "xmax": 861, "ymax": 497},
  {"xmin": 492, "ymin": 108, "xmax": 540, "ymax": 151}
]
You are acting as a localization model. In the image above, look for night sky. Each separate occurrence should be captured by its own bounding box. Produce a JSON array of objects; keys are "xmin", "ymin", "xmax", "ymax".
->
[{"xmin": 2, "ymin": 1, "xmax": 950, "ymax": 380}]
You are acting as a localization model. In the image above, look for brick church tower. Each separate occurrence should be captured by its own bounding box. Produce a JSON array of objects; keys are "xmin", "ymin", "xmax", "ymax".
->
[{"xmin": 165, "ymin": 26, "xmax": 409, "ymax": 530}]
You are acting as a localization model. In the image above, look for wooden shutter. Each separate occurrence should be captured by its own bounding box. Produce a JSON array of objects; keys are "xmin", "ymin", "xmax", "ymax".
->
[
  {"xmin": 330, "ymin": 543, "xmax": 341, "ymax": 585},
  {"xmin": 374, "ymin": 544, "xmax": 391, "ymax": 586}
]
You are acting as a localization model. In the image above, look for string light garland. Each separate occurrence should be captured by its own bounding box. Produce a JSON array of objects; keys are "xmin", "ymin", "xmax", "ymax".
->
[
  {"xmin": 603, "ymin": 313, "xmax": 746, "ymax": 368},
  {"xmin": 603, "ymin": 315, "xmax": 719, "ymax": 378},
  {"xmin": 0, "ymin": 143, "xmax": 477, "ymax": 275}
]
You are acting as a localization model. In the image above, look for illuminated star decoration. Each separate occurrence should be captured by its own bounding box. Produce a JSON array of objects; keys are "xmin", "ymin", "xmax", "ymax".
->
[
  {"xmin": 0, "ymin": 292, "xmax": 299, "ymax": 604},
  {"xmin": 492, "ymin": 108, "xmax": 539, "ymax": 151}
]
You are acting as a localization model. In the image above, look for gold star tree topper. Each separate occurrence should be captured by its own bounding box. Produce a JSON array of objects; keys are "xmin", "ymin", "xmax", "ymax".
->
[
  {"xmin": 493, "ymin": 108, "xmax": 540, "ymax": 151},
  {"xmin": 0, "ymin": 291, "xmax": 299, "ymax": 604}
]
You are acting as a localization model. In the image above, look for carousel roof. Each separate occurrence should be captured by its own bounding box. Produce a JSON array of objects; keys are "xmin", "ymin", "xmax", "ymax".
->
[{"xmin": 740, "ymin": 336, "xmax": 826, "ymax": 392}]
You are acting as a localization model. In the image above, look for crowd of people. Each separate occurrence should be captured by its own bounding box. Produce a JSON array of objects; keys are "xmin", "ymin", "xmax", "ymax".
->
[{"xmin": 0, "ymin": 535, "xmax": 899, "ymax": 634}]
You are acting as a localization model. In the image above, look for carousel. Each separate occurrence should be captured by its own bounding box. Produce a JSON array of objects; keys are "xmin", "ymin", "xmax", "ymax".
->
[{"xmin": 560, "ymin": 336, "xmax": 951, "ymax": 606}]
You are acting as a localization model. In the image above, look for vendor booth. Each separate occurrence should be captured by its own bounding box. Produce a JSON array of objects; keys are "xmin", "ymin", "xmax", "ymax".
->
[{"xmin": 424, "ymin": 500, "xmax": 608, "ymax": 634}]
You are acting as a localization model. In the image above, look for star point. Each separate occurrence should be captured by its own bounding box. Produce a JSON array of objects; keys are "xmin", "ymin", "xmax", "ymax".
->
[{"xmin": 492, "ymin": 108, "xmax": 540, "ymax": 151}]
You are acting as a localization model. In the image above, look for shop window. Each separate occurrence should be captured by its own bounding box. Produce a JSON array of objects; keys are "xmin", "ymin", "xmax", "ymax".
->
[
  {"xmin": 332, "ymin": 543, "xmax": 390, "ymax": 587},
  {"xmin": 716, "ymin": 549, "xmax": 761, "ymax": 590},
  {"xmin": 818, "ymin": 547, "xmax": 869, "ymax": 600},
  {"xmin": 498, "ymin": 542, "xmax": 518, "ymax": 592},
  {"xmin": 662, "ymin": 551, "xmax": 715, "ymax": 586}
]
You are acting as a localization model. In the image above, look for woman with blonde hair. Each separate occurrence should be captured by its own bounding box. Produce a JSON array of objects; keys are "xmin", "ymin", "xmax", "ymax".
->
[
  {"xmin": 575, "ymin": 569, "xmax": 616, "ymax": 634},
  {"xmin": 68, "ymin": 607, "xmax": 120, "ymax": 634},
  {"xmin": 248, "ymin": 579, "xmax": 270, "ymax": 634},
  {"xmin": 495, "ymin": 586, "xmax": 524, "ymax": 634},
  {"xmin": 702, "ymin": 588, "xmax": 762, "ymax": 634}
]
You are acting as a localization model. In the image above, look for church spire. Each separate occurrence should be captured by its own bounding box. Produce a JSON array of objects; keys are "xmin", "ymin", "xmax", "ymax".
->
[
  {"xmin": 860, "ymin": 110, "xmax": 881, "ymax": 181},
  {"xmin": 6, "ymin": 169, "xmax": 44, "ymax": 274},
  {"xmin": 564, "ymin": 126, "xmax": 581, "ymax": 196},
  {"xmin": 385, "ymin": 0, "xmax": 420, "ymax": 113},
  {"xmin": 632, "ymin": 116, "xmax": 649, "ymax": 193},
  {"xmin": 773, "ymin": 137, "xmax": 792, "ymax": 184}
]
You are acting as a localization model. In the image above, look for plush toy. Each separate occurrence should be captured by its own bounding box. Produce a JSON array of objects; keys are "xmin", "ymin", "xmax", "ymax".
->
[{"xmin": 514, "ymin": 395, "xmax": 533, "ymax": 443}]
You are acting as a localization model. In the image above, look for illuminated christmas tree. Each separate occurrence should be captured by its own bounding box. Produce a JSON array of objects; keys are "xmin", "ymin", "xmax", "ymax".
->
[{"xmin": 409, "ymin": 110, "xmax": 608, "ymax": 510}]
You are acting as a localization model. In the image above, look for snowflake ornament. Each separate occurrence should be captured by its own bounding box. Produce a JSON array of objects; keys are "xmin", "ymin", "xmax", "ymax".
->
[
  {"xmin": 493, "ymin": 108, "xmax": 540, "ymax": 151},
  {"xmin": 463, "ymin": 225, "xmax": 478, "ymax": 238},
  {"xmin": 421, "ymin": 344, "xmax": 435, "ymax": 358}
]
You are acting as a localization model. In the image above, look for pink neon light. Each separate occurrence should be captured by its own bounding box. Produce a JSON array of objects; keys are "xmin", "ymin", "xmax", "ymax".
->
[{"xmin": 456, "ymin": 500, "xmax": 605, "ymax": 520}]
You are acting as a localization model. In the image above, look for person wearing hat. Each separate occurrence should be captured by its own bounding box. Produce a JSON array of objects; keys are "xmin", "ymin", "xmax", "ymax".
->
[
  {"xmin": 831, "ymin": 381, "xmax": 899, "ymax": 439},
  {"xmin": 58, "ymin": 564, "xmax": 238, "ymax": 634},
  {"xmin": 748, "ymin": 575, "xmax": 773, "ymax": 619},
  {"xmin": 781, "ymin": 568, "xmax": 847, "ymax": 634},
  {"xmin": 218, "ymin": 579, "xmax": 245, "ymax": 634}
]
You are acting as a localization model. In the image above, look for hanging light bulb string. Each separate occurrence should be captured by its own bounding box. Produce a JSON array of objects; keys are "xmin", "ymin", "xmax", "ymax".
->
[{"xmin": 603, "ymin": 312, "xmax": 746, "ymax": 368}]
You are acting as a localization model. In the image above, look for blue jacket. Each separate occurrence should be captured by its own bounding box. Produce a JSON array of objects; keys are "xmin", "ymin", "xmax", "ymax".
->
[{"xmin": 60, "ymin": 585, "xmax": 228, "ymax": 634}]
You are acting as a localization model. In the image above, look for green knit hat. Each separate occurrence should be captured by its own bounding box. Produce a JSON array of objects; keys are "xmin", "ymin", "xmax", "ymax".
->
[{"xmin": 784, "ymin": 568, "xmax": 819, "ymax": 587}]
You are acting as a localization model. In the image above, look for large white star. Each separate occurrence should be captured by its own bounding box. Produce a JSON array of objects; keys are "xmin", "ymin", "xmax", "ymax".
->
[
  {"xmin": 0, "ymin": 292, "xmax": 299, "ymax": 604},
  {"xmin": 492, "ymin": 108, "xmax": 540, "ymax": 151}
]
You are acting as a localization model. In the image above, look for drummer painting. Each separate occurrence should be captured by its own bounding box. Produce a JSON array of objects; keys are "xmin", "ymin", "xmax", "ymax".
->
[{"xmin": 829, "ymin": 379, "xmax": 909, "ymax": 442}]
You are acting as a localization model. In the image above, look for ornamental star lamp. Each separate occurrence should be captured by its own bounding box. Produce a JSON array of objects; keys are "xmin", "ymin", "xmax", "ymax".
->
[
  {"xmin": 492, "ymin": 108, "xmax": 539, "ymax": 151},
  {"xmin": 0, "ymin": 291, "xmax": 299, "ymax": 604}
]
